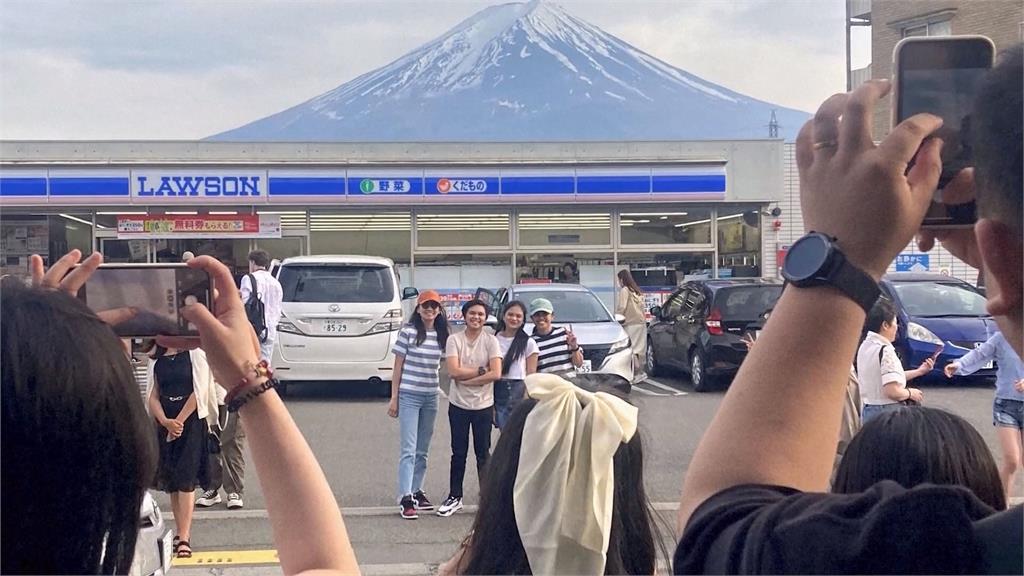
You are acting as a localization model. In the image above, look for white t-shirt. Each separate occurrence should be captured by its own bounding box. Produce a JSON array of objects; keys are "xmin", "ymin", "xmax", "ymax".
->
[
  {"xmin": 240, "ymin": 269, "xmax": 283, "ymax": 336},
  {"xmin": 446, "ymin": 330, "xmax": 501, "ymax": 410},
  {"xmin": 857, "ymin": 331, "xmax": 907, "ymax": 406},
  {"xmin": 495, "ymin": 333, "xmax": 540, "ymax": 380}
]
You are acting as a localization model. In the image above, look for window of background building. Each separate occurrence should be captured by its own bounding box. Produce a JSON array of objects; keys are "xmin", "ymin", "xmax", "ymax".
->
[
  {"xmin": 310, "ymin": 211, "xmax": 411, "ymax": 265},
  {"xmin": 515, "ymin": 252, "xmax": 615, "ymax": 310},
  {"xmin": 0, "ymin": 213, "xmax": 93, "ymax": 279},
  {"xmin": 416, "ymin": 212, "xmax": 510, "ymax": 249},
  {"xmin": 617, "ymin": 251, "xmax": 715, "ymax": 311},
  {"xmin": 717, "ymin": 207, "xmax": 762, "ymax": 278},
  {"xmin": 517, "ymin": 212, "xmax": 611, "ymax": 247},
  {"xmin": 412, "ymin": 253, "xmax": 512, "ymax": 321},
  {"xmin": 619, "ymin": 209, "xmax": 713, "ymax": 245},
  {"xmin": 902, "ymin": 19, "xmax": 952, "ymax": 37}
]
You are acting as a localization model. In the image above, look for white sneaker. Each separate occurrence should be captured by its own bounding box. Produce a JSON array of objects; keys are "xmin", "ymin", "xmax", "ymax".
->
[
  {"xmin": 196, "ymin": 490, "xmax": 221, "ymax": 507},
  {"xmin": 436, "ymin": 495, "xmax": 463, "ymax": 517},
  {"xmin": 227, "ymin": 493, "xmax": 244, "ymax": 509}
]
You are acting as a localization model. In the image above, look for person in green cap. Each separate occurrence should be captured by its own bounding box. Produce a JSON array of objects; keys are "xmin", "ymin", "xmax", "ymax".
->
[{"xmin": 529, "ymin": 297, "xmax": 584, "ymax": 375}]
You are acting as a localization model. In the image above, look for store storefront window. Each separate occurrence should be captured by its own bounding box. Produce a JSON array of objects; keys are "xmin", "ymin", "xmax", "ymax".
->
[
  {"xmin": 717, "ymin": 207, "xmax": 762, "ymax": 278},
  {"xmin": 416, "ymin": 212, "xmax": 510, "ymax": 248},
  {"xmin": 412, "ymin": 253, "xmax": 512, "ymax": 321},
  {"xmin": 517, "ymin": 212, "xmax": 611, "ymax": 247},
  {"xmin": 617, "ymin": 252, "xmax": 714, "ymax": 312},
  {"xmin": 515, "ymin": 252, "xmax": 615, "ymax": 310},
  {"xmin": 620, "ymin": 209, "xmax": 712, "ymax": 245},
  {"xmin": 310, "ymin": 211, "xmax": 411, "ymax": 266},
  {"xmin": 0, "ymin": 213, "xmax": 93, "ymax": 279}
]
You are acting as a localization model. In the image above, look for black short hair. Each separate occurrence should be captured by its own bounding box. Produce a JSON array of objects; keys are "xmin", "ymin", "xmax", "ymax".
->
[
  {"xmin": 865, "ymin": 297, "xmax": 897, "ymax": 334},
  {"xmin": 1, "ymin": 282, "xmax": 158, "ymax": 573},
  {"xmin": 973, "ymin": 43, "xmax": 1022, "ymax": 235},
  {"xmin": 834, "ymin": 406, "xmax": 1005, "ymax": 510},
  {"xmin": 461, "ymin": 298, "xmax": 490, "ymax": 318},
  {"xmin": 248, "ymin": 249, "xmax": 271, "ymax": 269}
]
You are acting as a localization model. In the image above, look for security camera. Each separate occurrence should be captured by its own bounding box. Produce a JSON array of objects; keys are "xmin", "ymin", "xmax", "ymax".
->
[{"xmin": 769, "ymin": 207, "xmax": 782, "ymax": 217}]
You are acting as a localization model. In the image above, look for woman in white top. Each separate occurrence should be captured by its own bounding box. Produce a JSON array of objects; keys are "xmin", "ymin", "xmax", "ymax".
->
[
  {"xmin": 493, "ymin": 300, "xmax": 540, "ymax": 429},
  {"xmin": 616, "ymin": 269, "xmax": 648, "ymax": 381},
  {"xmin": 857, "ymin": 298, "xmax": 932, "ymax": 423}
]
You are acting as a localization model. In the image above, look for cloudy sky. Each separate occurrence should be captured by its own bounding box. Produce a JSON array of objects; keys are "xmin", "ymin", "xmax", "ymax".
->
[{"xmin": 0, "ymin": 0, "xmax": 869, "ymax": 140}]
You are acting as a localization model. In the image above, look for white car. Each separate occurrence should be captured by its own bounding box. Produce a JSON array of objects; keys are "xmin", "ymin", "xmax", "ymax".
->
[
  {"xmin": 477, "ymin": 283, "xmax": 633, "ymax": 393},
  {"xmin": 271, "ymin": 255, "xmax": 418, "ymax": 395},
  {"xmin": 130, "ymin": 492, "xmax": 174, "ymax": 576}
]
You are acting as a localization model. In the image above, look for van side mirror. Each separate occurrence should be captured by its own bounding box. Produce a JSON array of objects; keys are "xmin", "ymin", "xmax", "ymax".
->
[
  {"xmin": 402, "ymin": 287, "xmax": 419, "ymax": 300},
  {"xmin": 650, "ymin": 306, "xmax": 662, "ymax": 319},
  {"xmin": 614, "ymin": 313, "xmax": 626, "ymax": 324}
]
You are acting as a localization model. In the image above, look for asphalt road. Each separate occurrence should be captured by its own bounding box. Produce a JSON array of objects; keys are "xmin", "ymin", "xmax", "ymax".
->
[{"xmin": 166, "ymin": 372, "xmax": 1016, "ymax": 575}]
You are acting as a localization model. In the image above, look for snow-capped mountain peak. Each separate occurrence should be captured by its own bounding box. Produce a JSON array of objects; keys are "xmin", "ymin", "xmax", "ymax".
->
[{"xmin": 210, "ymin": 1, "xmax": 809, "ymax": 142}]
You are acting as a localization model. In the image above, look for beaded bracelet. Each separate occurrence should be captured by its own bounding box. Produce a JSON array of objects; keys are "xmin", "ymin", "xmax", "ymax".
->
[{"xmin": 227, "ymin": 378, "xmax": 279, "ymax": 413}]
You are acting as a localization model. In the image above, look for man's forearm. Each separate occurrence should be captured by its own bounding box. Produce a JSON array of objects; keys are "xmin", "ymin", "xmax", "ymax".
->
[{"xmin": 678, "ymin": 286, "xmax": 864, "ymax": 534}]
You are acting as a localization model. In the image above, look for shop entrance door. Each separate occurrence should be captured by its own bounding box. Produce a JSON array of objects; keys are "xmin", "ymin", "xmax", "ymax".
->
[{"xmin": 99, "ymin": 238, "xmax": 151, "ymax": 263}]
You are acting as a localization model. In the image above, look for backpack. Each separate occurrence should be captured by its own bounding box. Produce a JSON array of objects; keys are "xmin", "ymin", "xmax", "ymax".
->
[{"xmin": 244, "ymin": 273, "xmax": 268, "ymax": 343}]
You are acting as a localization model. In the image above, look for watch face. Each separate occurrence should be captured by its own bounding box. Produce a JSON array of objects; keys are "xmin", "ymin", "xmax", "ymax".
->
[{"xmin": 785, "ymin": 234, "xmax": 829, "ymax": 281}]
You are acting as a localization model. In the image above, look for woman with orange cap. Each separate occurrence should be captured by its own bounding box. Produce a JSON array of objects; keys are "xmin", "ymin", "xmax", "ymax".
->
[{"xmin": 388, "ymin": 289, "xmax": 450, "ymax": 519}]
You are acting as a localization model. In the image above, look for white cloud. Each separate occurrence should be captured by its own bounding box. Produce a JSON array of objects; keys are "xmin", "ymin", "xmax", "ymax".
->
[{"xmin": 0, "ymin": 0, "xmax": 846, "ymax": 139}]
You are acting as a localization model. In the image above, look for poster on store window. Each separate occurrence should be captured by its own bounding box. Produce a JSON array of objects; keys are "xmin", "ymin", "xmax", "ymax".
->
[{"xmin": 116, "ymin": 214, "xmax": 282, "ymax": 239}]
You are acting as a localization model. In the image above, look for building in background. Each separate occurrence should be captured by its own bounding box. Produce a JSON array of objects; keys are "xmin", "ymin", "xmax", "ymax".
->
[{"xmin": 0, "ymin": 140, "xmax": 781, "ymax": 318}]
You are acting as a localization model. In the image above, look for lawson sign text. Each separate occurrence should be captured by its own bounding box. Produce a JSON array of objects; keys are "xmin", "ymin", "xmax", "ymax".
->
[{"xmin": 134, "ymin": 172, "xmax": 265, "ymax": 197}]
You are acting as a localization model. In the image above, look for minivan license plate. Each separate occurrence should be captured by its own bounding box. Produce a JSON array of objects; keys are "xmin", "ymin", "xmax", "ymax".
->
[{"xmin": 322, "ymin": 320, "xmax": 348, "ymax": 334}]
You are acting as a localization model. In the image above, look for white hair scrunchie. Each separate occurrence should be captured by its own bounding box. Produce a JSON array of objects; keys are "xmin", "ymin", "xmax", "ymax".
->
[{"xmin": 513, "ymin": 373, "xmax": 639, "ymax": 576}]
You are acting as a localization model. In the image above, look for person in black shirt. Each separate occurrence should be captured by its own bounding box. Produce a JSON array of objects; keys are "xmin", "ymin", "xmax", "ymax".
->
[{"xmin": 675, "ymin": 45, "xmax": 1023, "ymax": 575}]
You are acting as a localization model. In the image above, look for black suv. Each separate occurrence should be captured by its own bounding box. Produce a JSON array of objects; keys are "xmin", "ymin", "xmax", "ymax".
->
[{"xmin": 647, "ymin": 279, "xmax": 782, "ymax": 391}]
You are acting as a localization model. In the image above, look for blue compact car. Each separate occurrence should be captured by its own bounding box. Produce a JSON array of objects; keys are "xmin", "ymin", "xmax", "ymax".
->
[{"xmin": 879, "ymin": 273, "xmax": 998, "ymax": 383}]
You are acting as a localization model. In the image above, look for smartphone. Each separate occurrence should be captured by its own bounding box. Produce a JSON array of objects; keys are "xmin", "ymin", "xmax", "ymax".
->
[
  {"xmin": 893, "ymin": 35, "xmax": 995, "ymax": 228},
  {"xmin": 78, "ymin": 264, "xmax": 212, "ymax": 337},
  {"xmin": 931, "ymin": 344, "xmax": 944, "ymax": 360}
]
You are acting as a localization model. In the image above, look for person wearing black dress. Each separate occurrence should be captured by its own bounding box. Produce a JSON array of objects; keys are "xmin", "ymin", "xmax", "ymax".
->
[{"xmin": 147, "ymin": 345, "xmax": 211, "ymax": 559}]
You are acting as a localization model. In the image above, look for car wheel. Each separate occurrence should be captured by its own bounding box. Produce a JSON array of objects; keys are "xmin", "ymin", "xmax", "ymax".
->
[
  {"xmin": 690, "ymin": 349, "xmax": 715, "ymax": 392},
  {"xmin": 645, "ymin": 338, "xmax": 665, "ymax": 377}
]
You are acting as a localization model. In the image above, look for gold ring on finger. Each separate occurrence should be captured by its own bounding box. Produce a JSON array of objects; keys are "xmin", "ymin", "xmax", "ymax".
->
[{"xmin": 812, "ymin": 140, "xmax": 838, "ymax": 150}]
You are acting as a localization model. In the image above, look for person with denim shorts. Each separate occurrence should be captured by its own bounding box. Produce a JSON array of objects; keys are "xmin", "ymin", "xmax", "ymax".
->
[{"xmin": 945, "ymin": 330, "xmax": 1024, "ymax": 498}]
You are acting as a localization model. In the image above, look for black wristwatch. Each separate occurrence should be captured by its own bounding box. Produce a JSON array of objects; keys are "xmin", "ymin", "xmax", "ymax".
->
[
  {"xmin": 781, "ymin": 232, "xmax": 881, "ymax": 314},
  {"xmin": 478, "ymin": 366, "xmax": 487, "ymax": 376}
]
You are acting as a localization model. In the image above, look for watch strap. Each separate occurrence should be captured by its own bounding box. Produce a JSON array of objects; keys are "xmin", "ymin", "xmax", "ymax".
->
[{"xmin": 828, "ymin": 250, "xmax": 882, "ymax": 314}]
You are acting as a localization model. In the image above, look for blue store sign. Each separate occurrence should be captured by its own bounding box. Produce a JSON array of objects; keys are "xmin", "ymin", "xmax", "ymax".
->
[{"xmin": 895, "ymin": 254, "xmax": 930, "ymax": 272}]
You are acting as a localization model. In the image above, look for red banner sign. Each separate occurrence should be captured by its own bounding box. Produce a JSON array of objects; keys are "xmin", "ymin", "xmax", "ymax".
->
[{"xmin": 116, "ymin": 214, "xmax": 281, "ymax": 239}]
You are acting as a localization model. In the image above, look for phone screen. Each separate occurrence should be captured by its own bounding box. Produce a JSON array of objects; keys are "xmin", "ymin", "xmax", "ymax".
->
[
  {"xmin": 79, "ymin": 264, "xmax": 212, "ymax": 337},
  {"xmin": 895, "ymin": 37, "xmax": 994, "ymax": 227}
]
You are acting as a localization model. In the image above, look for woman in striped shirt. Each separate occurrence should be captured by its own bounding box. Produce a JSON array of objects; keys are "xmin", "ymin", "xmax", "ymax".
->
[{"xmin": 388, "ymin": 290, "xmax": 450, "ymax": 519}]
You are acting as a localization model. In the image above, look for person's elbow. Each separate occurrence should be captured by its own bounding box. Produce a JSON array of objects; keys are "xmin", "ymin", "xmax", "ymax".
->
[{"xmin": 883, "ymin": 381, "xmax": 905, "ymax": 400}]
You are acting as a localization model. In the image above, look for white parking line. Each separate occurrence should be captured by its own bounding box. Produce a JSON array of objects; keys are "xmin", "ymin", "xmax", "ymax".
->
[
  {"xmin": 643, "ymin": 378, "xmax": 688, "ymax": 396},
  {"xmin": 631, "ymin": 385, "xmax": 658, "ymax": 396}
]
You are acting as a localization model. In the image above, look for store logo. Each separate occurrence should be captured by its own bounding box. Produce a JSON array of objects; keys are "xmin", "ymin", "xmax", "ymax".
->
[
  {"xmin": 437, "ymin": 178, "xmax": 452, "ymax": 194},
  {"xmin": 135, "ymin": 175, "xmax": 262, "ymax": 197},
  {"xmin": 359, "ymin": 178, "xmax": 411, "ymax": 194},
  {"xmin": 435, "ymin": 178, "xmax": 487, "ymax": 194},
  {"xmin": 329, "ymin": 304, "xmax": 341, "ymax": 312},
  {"xmin": 359, "ymin": 179, "xmax": 374, "ymax": 194}
]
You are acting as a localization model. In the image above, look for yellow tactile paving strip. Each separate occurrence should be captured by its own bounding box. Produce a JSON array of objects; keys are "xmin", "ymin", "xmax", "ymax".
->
[{"xmin": 174, "ymin": 549, "xmax": 280, "ymax": 566}]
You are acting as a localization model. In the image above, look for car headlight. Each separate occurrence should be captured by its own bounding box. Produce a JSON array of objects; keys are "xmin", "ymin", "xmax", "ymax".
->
[
  {"xmin": 907, "ymin": 322, "xmax": 943, "ymax": 345},
  {"xmin": 608, "ymin": 336, "xmax": 631, "ymax": 356}
]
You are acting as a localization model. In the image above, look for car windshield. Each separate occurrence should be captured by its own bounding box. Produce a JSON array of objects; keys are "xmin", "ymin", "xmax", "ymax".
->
[
  {"xmin": 517, "ymin": 289, "xmax": 612, "ymax": 323},
  {"xmin": 892, "ymin": 281, "xmax": 989, "ymax": 317},
  {"xmin": 713, "ymin": 286, "xmax": 783, "ymax": 320},
  {"xmin": 279, "ymin": 265, "xmax": 394, "ymax": 303}
]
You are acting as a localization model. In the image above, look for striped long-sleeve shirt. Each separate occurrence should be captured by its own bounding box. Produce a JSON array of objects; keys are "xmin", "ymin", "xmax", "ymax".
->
[
  {"xmin": 532, "ymin": 326, "xmax": 575, "ymax": 375},
  {"xmin": 392, "ymin": 325, "xmax": 443, "ymax": 395}
]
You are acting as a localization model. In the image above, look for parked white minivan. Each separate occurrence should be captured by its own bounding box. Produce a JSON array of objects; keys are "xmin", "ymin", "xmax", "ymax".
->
[{"xmin": 271, "ymin": 255, "xmax": 418, "ymax": 395}]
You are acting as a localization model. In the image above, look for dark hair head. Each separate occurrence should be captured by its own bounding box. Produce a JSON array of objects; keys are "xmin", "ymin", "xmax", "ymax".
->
[
  {"xmin": 461, "ymin": 298, "xmax": 490, "ymax": 319},
  {"xmin": 1, "ymin": 282, "xmax": 158, "ymax": 573},
  {"xmin": 973, "ymin": 43, "xmax": 1022, "ymax": 236},
  {"xmin": 248, "ymin": 249, "xmax": 271, "ymax": 269},
  {"xmin": 618, "ymin": 269, "xmax": 643, "ymax": 295},
  {"xmin": 411, "ymin": 302, "xmax": 449, "ymax": 348},
  {"xmin": 461, "ymin": 397, "xmax": 662, "ymax": 574},
  {"xmin": 865, "ymin": 297, "xmax": 897, "ymax": 334},
  {"xmin": 495, "ymin": 300, "xmax": 531, "ymax": 375},
  {"xmin": 834, "ymin": 406, "xmax": 1005, "ymax": 510}
]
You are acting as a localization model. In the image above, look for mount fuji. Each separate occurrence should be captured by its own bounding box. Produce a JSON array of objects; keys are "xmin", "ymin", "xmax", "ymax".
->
[{"xmin": 209, "ymin": 1, "xmax": 810, "ymax": 142}]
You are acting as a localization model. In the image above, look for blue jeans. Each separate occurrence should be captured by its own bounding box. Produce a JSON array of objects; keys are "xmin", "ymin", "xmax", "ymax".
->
[
  {"xmin": 993, "ymin": 398, "xmax": 1024, "ymax": 429},
  {"xmin": 862, "ymin": 402, "xmax": 901, "ymax": 423},
  {"xmin": 494, "ymin": 379, "xmax": 526, "ymax": 430},
  {"xmin": 397, "ymin": 391, "xmax": 438, "ymax": 501}
]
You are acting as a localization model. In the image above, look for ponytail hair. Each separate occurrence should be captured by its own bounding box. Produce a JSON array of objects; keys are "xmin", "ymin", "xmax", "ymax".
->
[{"xmin": 495, "ymin": 300, "xmax": 530, "ymax": 376}]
